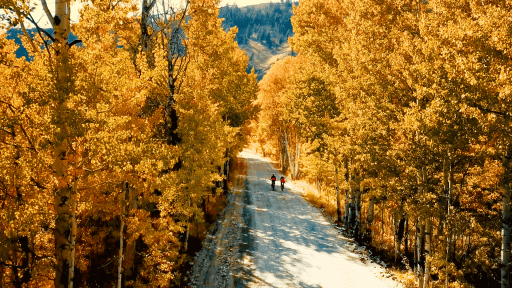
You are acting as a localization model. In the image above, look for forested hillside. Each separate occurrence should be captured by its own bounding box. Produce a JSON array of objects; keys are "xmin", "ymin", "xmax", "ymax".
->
[
  {"xmin": 219, "ymin": 2, "xmax": 295, "ymax": 48},
  {"xmin": 5, "ymin": 2, "xmax": 296, "ymax": 80},
  {"xmin": 219, "ymin": 2, "xmax": 297, "ymax": 79},
  {"xmin": 0, "ymin": 0, "xmax": 257, "ymax": 287},
  {"xmin": 255, "ymin": 0, "xmax": 512, "ymax": 287}
]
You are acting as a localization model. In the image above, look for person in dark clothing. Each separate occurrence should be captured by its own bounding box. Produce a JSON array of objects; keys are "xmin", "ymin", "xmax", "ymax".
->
[{"xmin": 271, "ymin": 174, "xmax": 276, "ymax": 190}]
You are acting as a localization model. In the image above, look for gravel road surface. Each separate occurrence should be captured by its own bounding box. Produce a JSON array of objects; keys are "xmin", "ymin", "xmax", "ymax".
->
[{"xmin": 188, "ymin": 151, "xmax": 402, "ymax": 288}]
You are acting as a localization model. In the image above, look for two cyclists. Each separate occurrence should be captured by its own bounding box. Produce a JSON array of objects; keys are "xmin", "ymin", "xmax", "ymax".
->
[{"xmin": 270, "ymin": 174, "xmax": 285, "ymax": 191}]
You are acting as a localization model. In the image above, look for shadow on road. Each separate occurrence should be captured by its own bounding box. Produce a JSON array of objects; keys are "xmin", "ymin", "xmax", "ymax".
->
[
  {"xmin": 240, "ymin": 153, "xmax": 382, "ymax": 288},
  {"xmin": 234, "ymin": 178, "xmax": 256, "ymax": 287}
]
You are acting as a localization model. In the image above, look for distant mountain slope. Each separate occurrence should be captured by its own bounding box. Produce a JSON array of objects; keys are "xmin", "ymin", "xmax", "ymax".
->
[
  {"xmin": 5, "ymin": 2, "xmax": 295, "ymax": 79},
  {"xmin": 219, "ymin": 2, "xmax": 297, "ymax": 80}
]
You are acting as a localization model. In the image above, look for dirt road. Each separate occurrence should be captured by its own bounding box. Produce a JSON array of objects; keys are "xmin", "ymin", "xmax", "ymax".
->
[{"xmin": 187, "ymin": 151, "xmax": 402, "ymax": 288}]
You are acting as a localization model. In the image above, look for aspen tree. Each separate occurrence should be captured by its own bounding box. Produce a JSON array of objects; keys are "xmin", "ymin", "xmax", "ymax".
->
[
  {"xmin": 0, "ymin": 33, "xmax": 55, "ymax": 286},
  {"xmin": 34, "ymin": 0, "xmax": 78, "ymax": 284}
]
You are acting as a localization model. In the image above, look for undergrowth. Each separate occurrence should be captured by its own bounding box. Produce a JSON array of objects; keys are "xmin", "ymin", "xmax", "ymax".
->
[{"xmin": 174, "ymin": 157, "xmax": 248, "ymax": 287}]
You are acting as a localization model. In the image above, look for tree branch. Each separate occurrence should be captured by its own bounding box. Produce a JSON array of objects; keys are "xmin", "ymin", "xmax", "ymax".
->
[
  {"xmin": 19, "ymin": 20, "xmax": 39, "ymax": 54},
  {"xmin": 30, "ymin": 177, "xmax": 47, "ymax": 189},
  {"xmin": 18, "ymin": 124, "xmax": 38, "ymax": 152},
  {"xmin": 25, "ymin": 14, "xmax": 55, "ymax": 43},
  {"xmin": 467, "ymin": 102, "xmax": 510, "ymax": 119},
  {"xmin": 40, "ymin": 0, "xmax": 56, "ymax": 28},
  {"xmin": 68, "ymin": 39, "xmax": 82, "ymax": 48}
]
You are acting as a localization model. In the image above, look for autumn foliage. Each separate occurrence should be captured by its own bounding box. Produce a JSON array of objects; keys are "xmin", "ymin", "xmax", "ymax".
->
[
  {"xmin": 0, "ymin": 0, "xmax": 256, "ymax": 286},
  {"xmin": 255, "ymin": 0, "xmax": 512, "ymax": 287}
]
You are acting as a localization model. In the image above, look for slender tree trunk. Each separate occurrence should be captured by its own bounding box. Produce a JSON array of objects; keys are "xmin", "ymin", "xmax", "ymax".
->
[
  {"xmin": 184, "ymin": 220, "xmax": 190, "ymax": 253},
  {"xmin": 417, "ymin": 220, "xmax": 425, "ymax": 288},
  {"xmin": 394, "ymin": 201, "xmax": 405, "ymax": 262},
  {"xmin": 283, "ymin": 130, "xmax": 294, "ymax": 179},
  {"xmin": 404, "ymin": 217, "xmax": 409, "ymax": 263},
  {"xmin": 140, "ymin": 0, "xmax": 156, "ymax": 68},
  {"xmin": 414, "ymin": 220, "xmax": 418, "ymax": 274},
  {"xmin": 446, "ymin": 158, "xmax": 454, "ymax": 287},
  {"xmin": 69, "ymin": 179, "xmax": 77, "ymax": 287},
  {"xmin": 502, "ymin": 147, "xmax": 512, "ymax": 288},
  {"xmin": 294, "ymin": 133, "xmax": 300, "ymax": 178},
  {"xmin": 54, "ymin": 173, "xmax": 72, "ymax": 288},
  {"xmin": 223, "ymin": 148, "xmax": 229, "ymax": 193},
  {"xmin": 348, "ymin": 189, "xmax": 355, "ymax": 231},
  {"xmin": 354, "ymin": 188, "xmax": 361, "ymax": 240},
  {"xmin": 335, "ymin": 165, "xmax": 342, "ymax": 223},
  {"xmin": 439, "ymin": 157, "xmax": 449, "ymax": 237},
  {"xmin": 164, "ymin": 27, "xmax": 180, "ymax": 146},
  {"xmin": 344, "ymin": 160, "xmax": 350, "ymax": 230},
  {"xmin": 381, "ymin": 200, "xmax": 385, "ymax": 246},
  {"xmin": 117, "ymin": 217, "xmax": 125, "ymax": 288},
  {"xmin": 423, "ymin": 216, "xmax": 432, "ymax": 287},
  {"xmin": 417, "ymin": 166, "xmax": 428, "ymax": 287},
  {"xmin": 366, "ymin": 196, "xmax": 375, "ymax": 242},
  {"xmin": 52, "ymin": 0, "xmax": 73, "ymax": 283},
  {"xmin": 278, "ymin": 133, "xmax": 287, "ymax": 172},
  {"xmin": 123, "ymin": 186, "xmax": 137, "ymax": 282},
  {"xmin": 117, "ymin": 183, "xmax": 129, "ymax": 288}
]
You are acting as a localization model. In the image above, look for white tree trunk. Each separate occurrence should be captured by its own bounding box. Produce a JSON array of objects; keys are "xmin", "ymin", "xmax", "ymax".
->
[
  {"xmin": 283, "ymin": 130, "xmax": 294, "ymax": 179},
  {"xmin": 445, "ymin": 158, "xmax": 454, "ymax": 287},
  {"xmin": 366, "ymin": 196, "xmax": 375, "ymax": 241},
  {"xmin": 423, "ymin": 216, "xmax": 432, "ymax": 287},
  {"xmin": 117, "ymin": 220, "xmax": 125, "ymax": 288},
  {"xmin": 344, "ymin": 160, "xmax": 350, "ymax": 230},
  {"xmin": 50, "ymin": 0, "xmax": 72, "ymax": 283},
  {"xmin": 140, "ymin": 0, "xmax": 157, "ymax": 67},
  {"xmin": 294, "ymin": 133, "xmax": 300, "ymax": 178},
  {"xmin": 335, "ymin": 165, "xmax": 342, "ymax": 223},
  {"xmin": 354, "ymin": 188, "xmax": 361, "ymax": 239},
  {"xmin": 414, "ymin": 220, "xmax": 418, "ymax": 274}
]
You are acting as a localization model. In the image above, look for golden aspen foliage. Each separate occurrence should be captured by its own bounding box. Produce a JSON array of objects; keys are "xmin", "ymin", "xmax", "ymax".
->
[
  {"xmin": 0, "ymin": 0, "xmax": 257, "ymax": 285},
  {"xmin": 173, "ymin": 0, "xmax": 257, "ymax": 246},
  {"xmin": 0, "ymin": 33, "xmax": 55, "ymax": 287},
  {"xmin": 252, "ymin": 0, "xmax": 512, "ymax": 286}
]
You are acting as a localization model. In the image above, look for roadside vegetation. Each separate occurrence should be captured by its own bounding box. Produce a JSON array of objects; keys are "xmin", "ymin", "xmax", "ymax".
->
[
  {"xmin": 0, "ymin": 0, "xmax": 257, "ymax": 286},
  {"xmin": 253, "ymin": 0, "xmax": 512, "ymax": 287}
]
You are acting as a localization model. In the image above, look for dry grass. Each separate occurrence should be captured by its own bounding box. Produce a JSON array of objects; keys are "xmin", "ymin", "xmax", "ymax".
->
[
  {"xmin": 293, "ymin": 179, "xmax": 420, "ymax": 287},
  {"xmin": 244, "ymin": 148, "xmax": 481, "ymax": 287},
  {"xmin": 294, "ymin": 180, "xmax": 339, "ymax": 219}
]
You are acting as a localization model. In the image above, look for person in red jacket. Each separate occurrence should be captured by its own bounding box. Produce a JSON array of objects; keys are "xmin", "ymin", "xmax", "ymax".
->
[
  {"xmin": 271, "ymin": 174, "xmax": 276, "ymax": 190},
  {"xmin": 280, "ymin": 176, "xmax": 285, "ymax": 191}
]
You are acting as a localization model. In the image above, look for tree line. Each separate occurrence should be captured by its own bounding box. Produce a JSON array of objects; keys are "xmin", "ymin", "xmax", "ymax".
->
[
  {"xmin": 254, "ymin": 0, "xmax": 512, "ymax": 287},
  {"xmin": 218, "ymin": 2, "xmax": 295, "ymax": 48},
  {"xmin": 0, "ymin": 0, "xmax": 257, "ymax": 286}
]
